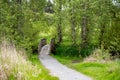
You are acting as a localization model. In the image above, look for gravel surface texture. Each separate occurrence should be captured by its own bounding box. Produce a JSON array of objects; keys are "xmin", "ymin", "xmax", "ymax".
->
[{"xmin": 39, "ymin": 45, "xmax": 92, "ymax": 80}]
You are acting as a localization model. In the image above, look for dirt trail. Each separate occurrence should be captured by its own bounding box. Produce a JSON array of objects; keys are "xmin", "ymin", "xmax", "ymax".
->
[{"xmin": 39, "ymin": 44, "xmax": 92, "ymax": 80}]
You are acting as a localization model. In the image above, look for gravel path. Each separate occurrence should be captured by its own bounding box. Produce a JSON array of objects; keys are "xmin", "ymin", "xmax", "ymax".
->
[{"xmin": 39, "ymin": 45, "xmax": 92, "ymax": 80}]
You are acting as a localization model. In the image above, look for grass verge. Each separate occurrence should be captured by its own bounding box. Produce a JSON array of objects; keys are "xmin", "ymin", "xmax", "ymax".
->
[{"xmin": 53, "ymin": 55, "xmax": 120, "ymax": 80}]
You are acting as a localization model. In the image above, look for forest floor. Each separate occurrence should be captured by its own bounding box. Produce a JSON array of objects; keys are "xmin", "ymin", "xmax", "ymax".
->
[{"xmin": 39, "ymin": 45, "xmax": 92, "ymax": 80}]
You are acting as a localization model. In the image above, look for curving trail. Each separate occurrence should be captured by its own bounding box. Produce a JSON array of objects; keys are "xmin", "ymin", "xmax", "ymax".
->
[{"xmin": 39, "ymin": 44, "xmax": 92, "ymax": 80}]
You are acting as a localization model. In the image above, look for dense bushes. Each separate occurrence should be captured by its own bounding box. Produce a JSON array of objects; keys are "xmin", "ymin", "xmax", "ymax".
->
[{"xmin": 0, "ymin": 0, "xmax": 42, "ymax": 53}]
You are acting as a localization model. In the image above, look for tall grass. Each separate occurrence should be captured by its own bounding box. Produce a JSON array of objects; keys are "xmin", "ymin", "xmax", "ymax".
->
[{"xmin": 0, "ymin": 41, "xmax": 58, "ymax": 80}]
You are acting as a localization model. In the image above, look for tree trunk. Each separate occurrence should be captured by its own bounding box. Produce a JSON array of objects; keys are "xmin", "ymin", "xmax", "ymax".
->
[
  {"xmin": 99, "ymin": 23, "xmax": 105, "ymax": 47},
  {"xmin": 16, "ymin": 0, "xmax": 23, "ymax": 36},
  {"xmin": 69, "ymin": 0, "xmax": 76, "ymax": 45},
  {"xmin": 81, "ymin": 17, "xmax": 88, "ymax": 48},
  {"xmin": 71, "ymin": 15, "xmax": 76, "ymax": 45},
  {"xmin": 81, "ymin": 1, "xmax": 89, "ymax": 49},
  {"xmin": 58, "ymin": 20, "xmax": 62, "ymax": 43},
  {"xmin": 17, "ymin": 0, "xmax": 22, "ymax": 4},
  {"xmin": 57, "ymin": 0, "xmax": 62, "ymax": 43}
]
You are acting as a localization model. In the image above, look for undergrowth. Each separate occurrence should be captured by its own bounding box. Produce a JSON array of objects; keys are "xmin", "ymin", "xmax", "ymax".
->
[
  {"xmin": 55, "ymin": 41, "xmax": 79, "ymax": 57},
  {"xmin": 0, "ymin": 41, "xmax": 58, "ymax": 80}
]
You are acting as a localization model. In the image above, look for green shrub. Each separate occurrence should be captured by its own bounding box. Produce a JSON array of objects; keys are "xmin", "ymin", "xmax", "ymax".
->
[{"xmin": 55, "ymin": 41, "xmax": 79, "ymax": 57}]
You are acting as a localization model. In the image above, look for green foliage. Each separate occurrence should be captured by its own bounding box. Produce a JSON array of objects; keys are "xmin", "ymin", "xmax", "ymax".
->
[
  {"xmin": 55, "ymin": 41, "xmax": 79, "ymax": 57},
  {"xmin": 0, "ymin": 0, "xmax": 120, "ymax": 80},
  {"xmin": 0, "ymin": 0, "xmax": 120, "ymax": 57},
  {"xmin": 104, "ymin": 20, "xmax": 120, "ymax": 52},
  {"xmin": 80, "ymin": 47, "xmax": 94, "ymax": 57},
  {"xmin": 0, "ymin": 0, "xmax": 46, "ymax": 53}
]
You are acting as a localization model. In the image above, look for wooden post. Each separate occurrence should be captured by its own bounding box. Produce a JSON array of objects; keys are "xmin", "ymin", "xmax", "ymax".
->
[
  {"xmin": 50, "ymin": 38, "xmax": 56, "ymax": 54},
  {"xmin": 38, "ymin": 38, "xmax": 47, "ymax": 53}
]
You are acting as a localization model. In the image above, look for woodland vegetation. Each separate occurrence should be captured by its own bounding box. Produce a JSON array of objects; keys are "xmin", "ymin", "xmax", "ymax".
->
[{"xmin": 0, "ymin": 0, "xmax": 120, "ymax": 80}]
